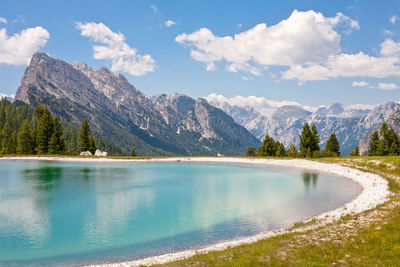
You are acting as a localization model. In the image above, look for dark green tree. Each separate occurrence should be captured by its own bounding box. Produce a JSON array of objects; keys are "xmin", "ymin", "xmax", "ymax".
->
[
  {"xmin": 299, "ymin": 123, "xmax": 312, "ymax": 156},
  {"xmin": 257, "ymin": 134, "xmax": 276, "ymax": 157},
  {"xmin": 287, "ymin": 144, "xmax": 298, "ymax": 157},
  {"xmin": 349, "ymin": 146, "xmax": 359, "ymax": 156},
  {"xmin": 130, "ymin": 148, "xmax": 136, "ymax": 157},
  {"xmin": 17, "ymin": 120, "xmax": 33, "ymax": 154},
  {"xmin": 390, "ymin": 141, "xmax": 400, "ymax": 156},
  {"xmin": 36, "ymin": 108, "xmax": 54, "ymax": 154},
  {"xmin": 368, "ymin": 131, "xmax": 380, "ymax": 156},
  {"xmin": 88, "ymin": 136, "xmax": 97, "ymax": 155},
  {"xmin": 311, "ymin": 124, "xmax": 320, "ymax": 152},
  {"xmin": 325, "ymin": 133, "xmax": 341, "ymax": 156},
  {"xmin": 275, "ymin": 142, "xmax": 286, "ymax": 157},
  {"xmin": 8, "ymin": 130, "xmax": 17, "ymax": 154},
  {"xmin": 246, "ymin": 146, "xmax": 256, "ymax": 156},
  {"xmin": 78, "ymin": 119, "xmax": 91, "ymax": 152},
  {"xmin": 48, "ymin": 117, "xmax": 65, "ymax": 154},
  {"xmin": 0, "ymin": 121, "xmax": 11, "ymax": 154}
]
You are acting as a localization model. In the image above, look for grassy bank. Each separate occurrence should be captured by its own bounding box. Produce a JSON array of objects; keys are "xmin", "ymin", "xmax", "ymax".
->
[{"xmin": 154, "ymin": 156, "xmax": 400, "ymax": 266}]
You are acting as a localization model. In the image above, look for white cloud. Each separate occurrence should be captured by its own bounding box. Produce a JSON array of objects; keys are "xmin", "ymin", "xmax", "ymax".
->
[
  {"xmin": 380, "ymin": 38, "xmax": 400, "ymax": 57},
  {"xmin": 282, "ymin": 52, "xmax": 400, "ymax": 82},
  {"xmin": 0, "ymin": 26, "xmax": 49, "ymax": 65},
  {"xmin": 0, "ymin": 17, "xmax": 7, "ymax": 24},
  {"xmin": 383, "ymin": 29, "xmax": 395, "ymax": 36},
  {"xmin": 390, "ymin": 15, "xmax": 399, "ymax": 25},
  {"xmin": 150, "ymin": 5, "xmax": 158, "ymax": 12},
  {"xmin": 176, "ymin": 10, "xmax": 359, "ymax": 75},
  {"xmin": 352, "ymin": 81, "xmax": 368, "ymax": 87},
  {"xmin": 241, "ymin": 76, "xmax": 254, "ymax": 80},
  {"xmin": 76, "ymin": 22, "xmax": 155, "ymax": 76},
  {"xmin": 237, "ymin": 23, "xmax": 242, "ymax": 28},
  {"xmin": 378, "ymin": 82, "xmax": 399, "ymax": 90},
  {"xmin": 165, "ymin": 20, "xmax": 176, "ymax": 27}
]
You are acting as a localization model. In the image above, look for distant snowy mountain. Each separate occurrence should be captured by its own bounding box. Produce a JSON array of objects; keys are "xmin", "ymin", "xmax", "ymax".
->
[{"xmin": 207, "ymin": 94, "xmax": 399, "ymax": 156}]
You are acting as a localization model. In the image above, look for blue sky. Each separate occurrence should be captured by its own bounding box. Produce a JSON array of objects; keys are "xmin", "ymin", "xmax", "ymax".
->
[{"xmin": 0, "ymin": 0, "xmax": 399, "ymax": 108}]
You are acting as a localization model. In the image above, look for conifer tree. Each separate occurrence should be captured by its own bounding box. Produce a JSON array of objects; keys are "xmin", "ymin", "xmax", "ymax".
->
[
  {"xmin": 246, "ymin": 146, "xmax": 256, "ymax": 156},
  {"xmin": 390, "ymin": 141, "xmax": 400, "ymax": 156},
  {"xmin": 8, "ymin": 130, "xmax": 17, "ymax": 154},
  {"xmin": 78, "ymin": 119, "xmax": 91, "ymax": 152},
  {"xmin": 350, "ymin": 146, "xmax": 359, "ymax": 156},
  {"xmin": 368, "ymin": 131, "xmax": 380, "ymax": 156},
  {"xmin": 130, "ymin": 148, "xmax": 136, "ymax": 157},
  {"xmin": 287, "ymin": 144, "xmax": 298, "ymax": 157},
  {"xmin": 17, "ymin": 120, "xmax": 33, "ymax": 154},
  {"xmin": 36, "ymin": 108, "xmax": 54, "ymax": 154},
  {"xmin": 325, "ymin": 133, "xmax": 341, "ymax": 156},
  {"xmin": 88, "ymin": 136, "xmax": 97, "ymax": 154},
  {"xmin": 48, "ymin": 117, "xmax": 65, "ymax": 154},
  {"xmin": 1, "ymin": 122, "xmax": 11, "ymax": 154},
  {"xmin": 257, "ymin": 134, "xmax": 276, "ymax": 157},
  {"xmin": 275, "ymin": 142, "xmax": 286, "ymax": 157},
  {"xmin": 311, "ymin": 124, "xmax": 320, "ymax": 152},
  {"xmin": 299, "ymin": 123, "xmax": 312, "ymax": 156}
]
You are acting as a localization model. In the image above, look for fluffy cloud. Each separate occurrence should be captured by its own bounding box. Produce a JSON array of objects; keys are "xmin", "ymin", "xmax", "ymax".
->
[
  {"xmin": 352, "ymin": 81, "xmax": 368, "ymax": 87},
  {"xmin": 282, "ymin": 52, "xmax": 400, "ymax": 82},
  {"xmin": 165, "ymin": 20, "xmax": 176, "ymax": 27},
  {"xmin": 390, "ymin": 15, "xmax": 399, "ymax": 25},
  {"xmin": 378, "ymin": 82, "xmax": 399, "ymax": 90},
  {"xmin": 76, "ymin": 22, "xmax": 155, "ymax": 76},
  {"xmin": 380, "ymin": 39, "xmax": 400, "ymax": 57},
  {"xmin": 0, "ymin": 26, "xmax": 49, "ymax": 65},
  {"xmin": 150, "ymin": 5, "xmax": 158, "ymax": 12},
  {"xmin": 0, "ymin": 17, "xmax": 7, "ymax": 24},
  {"xmin": 176, "ymin": 10, "xmax": 358, "ymax": 75}
]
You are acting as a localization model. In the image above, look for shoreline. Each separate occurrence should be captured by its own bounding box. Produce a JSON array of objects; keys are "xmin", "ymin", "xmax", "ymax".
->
[{"xmin": 0, "ymin": 156, "xmax": 390, "ymax": 266}]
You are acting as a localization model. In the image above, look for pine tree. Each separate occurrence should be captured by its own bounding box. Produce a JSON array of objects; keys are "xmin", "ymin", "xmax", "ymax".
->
[
  {"xmin": 368, "ymin": 131, "xmax": 380, "ymax": 156},
  {"xmin": 36, "ymin": 108, "xmax": 54, "ymax": 154},
  {"xmin": 88, "ymin": 136, "xmax": 97, "ymax": 154},
  {"xmin": 130, "ymin": 148, "xmax": 136, "ymax": 157},
  {"xmin": 350, "ymin": 146, "xmax": 359, "ymax": 156},
  {"xmin": 17, "ymin": 120, "xmax": 33, "ymax": 154},
  {"xmin": 325, "ymin": 133, "xmax": 341, "ymax": 156},
  {"xmin": 390, "ymin": 141, "xmax": 400, "ymax": 156},
  {"xmin": 1, "ymin": 122, "xmax": 11, "ymax": 154},
  {"xmin": 275, "ymin": 142, "xmax": 286, "ymax": 157},
  {"xmin": 257, "ymin": 134, "xmax": 276, "ymax": 157},
  {"xmin": 8, "ymin": 130, "xmax": 17, "ymax": 154},
  {"xmin": 246, "ymin": 146, "xmax": 256, "ymax": 156},
  {"xmin": 78, "ymin": 119, "xmax": 91, "ymax": 152},
  {"xmin": 299, "ymin": 123, "xmax": 312, "ymax": 156},
  {"xmin": 287, "ymin": 144, "xmax": 298, "ymax": 157},
  {"xmin": 48, "ymin": 117, "xmax": 65, "ymax": 154},
  {"xmin": 311, "ymin": 124, "xmax": 320, "ymax": 152}
]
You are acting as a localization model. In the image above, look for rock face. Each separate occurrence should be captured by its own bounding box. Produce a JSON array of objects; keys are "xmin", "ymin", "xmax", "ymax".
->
[
  {"xmin": 209, "ymin": 98, "xmax": 400, "ymax": 156},
  {"xmin": 15, "ymin": 53, "xmax": 260, "ymax": 156},
  {"xmin": 358, "ymin": 108, "xmax": 400, "ymax": 155}
]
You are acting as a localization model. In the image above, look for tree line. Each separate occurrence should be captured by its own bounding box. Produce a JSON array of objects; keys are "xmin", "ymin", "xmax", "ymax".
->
[
  {"xmin": 0, "ymin": 98, "xmax": 122, "ymax": 155},
  {"xmin": 368, "ymin": 122, "xmax": 400, "ymax": 156},
  {"xmin": 247, "ymin": 123, "xmax": 340, "ymax": 158}
]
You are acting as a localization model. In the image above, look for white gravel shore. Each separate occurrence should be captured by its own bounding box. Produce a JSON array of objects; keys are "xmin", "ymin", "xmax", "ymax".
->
[{"xmin": 0, "ymin": 156, "xmax": 391, "ymax": 266}]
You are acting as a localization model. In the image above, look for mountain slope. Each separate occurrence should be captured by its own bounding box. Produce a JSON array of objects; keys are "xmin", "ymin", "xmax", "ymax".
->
[
  {"xmin": 210, "ymin": 98, "xmax": 399, "ymax": 156},
  {"xmin": 15, "ymin": 53, "xmax": 260, "ymax": 156}
]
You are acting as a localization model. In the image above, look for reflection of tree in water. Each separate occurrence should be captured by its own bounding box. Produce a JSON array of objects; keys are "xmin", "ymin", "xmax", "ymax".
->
[
  {"xmin": 81, "ymin": 167, "xmax": 90, "ymax": 180},
  {"xmin": 302, "ymin": 172, "xmax": 319, "ymax": 189},
  {"xmin": 24, "ymin": 165, "xmax": 63, "ymax": 192}
]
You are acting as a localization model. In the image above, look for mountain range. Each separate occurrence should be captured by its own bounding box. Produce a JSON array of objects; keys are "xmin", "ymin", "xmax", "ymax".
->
[
  {"xmin": 14, "ymin": 52, "xmax": 260, "ymax": 156},
  {"xmin": 208, "ymin": 97, "xmax": 400, "ymax": 156}
]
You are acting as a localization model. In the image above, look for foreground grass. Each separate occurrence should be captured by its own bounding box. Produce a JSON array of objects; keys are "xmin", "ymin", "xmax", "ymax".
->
[{"xmin": 155, "ymin": 156, "xmax": 400, "ymax": 267}]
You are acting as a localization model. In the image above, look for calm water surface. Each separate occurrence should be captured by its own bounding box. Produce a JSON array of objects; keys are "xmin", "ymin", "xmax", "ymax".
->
[{"xmin": 0, "ymin": 160, "xmax": 361, "ymax": 266}]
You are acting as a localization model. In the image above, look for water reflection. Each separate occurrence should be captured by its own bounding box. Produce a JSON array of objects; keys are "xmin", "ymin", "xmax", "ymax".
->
[
  {"xmin": 302, "ymin": 172, "xmax": 318, "ymax": 189},
  {"xmin": 24, "ymin": 166, "xmax": 63, "ymax": 191}
]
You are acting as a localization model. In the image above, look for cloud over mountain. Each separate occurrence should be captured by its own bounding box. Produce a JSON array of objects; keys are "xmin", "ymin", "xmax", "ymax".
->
[
  {"xmin": 76, "ymin": 22, "xmax": 155, "ymax": 76},
  {"xmin": 0, "ymin": 26, "xmax": 49, "ymax": 65}
]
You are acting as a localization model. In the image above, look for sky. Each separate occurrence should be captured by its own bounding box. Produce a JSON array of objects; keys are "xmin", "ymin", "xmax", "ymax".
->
[{"xmin": 0, "ymin": 0, "xmax": 399, "ymax": 109}]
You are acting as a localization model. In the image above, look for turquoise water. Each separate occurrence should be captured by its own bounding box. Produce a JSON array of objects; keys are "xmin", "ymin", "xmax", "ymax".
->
[{"xmin": 0, "ymin": 160, "xmax": 361, "ymax": 266}]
